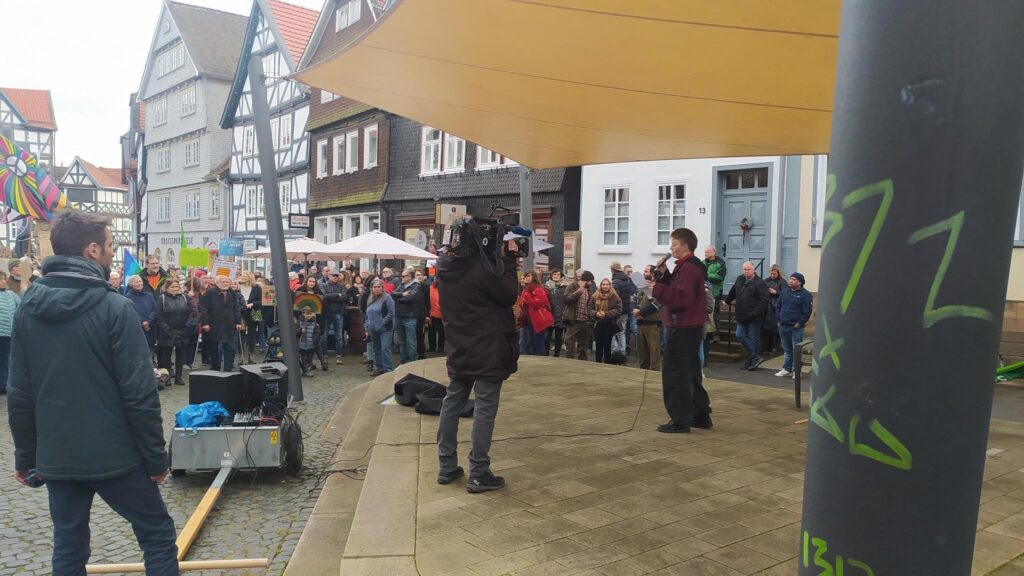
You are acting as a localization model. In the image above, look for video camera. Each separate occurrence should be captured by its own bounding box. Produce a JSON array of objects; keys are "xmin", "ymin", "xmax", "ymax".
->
[{"xmin": 442, "ymin": 205, "xmax": 531, "ymax": 260}]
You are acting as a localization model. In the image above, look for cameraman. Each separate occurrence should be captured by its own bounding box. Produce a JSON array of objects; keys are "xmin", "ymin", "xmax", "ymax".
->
[{"xmin": 435, "ymin": 226, "xmax": 520, "ymax": 493}]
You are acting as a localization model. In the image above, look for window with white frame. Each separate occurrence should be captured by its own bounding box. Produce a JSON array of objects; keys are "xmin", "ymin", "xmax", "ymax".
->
[
  {"xmin": 368, "ymin": 214, "xmax": 380, "ymax": 232},
  {"xmin": 345, "ymin": 130, "xmax": 359, "ymax": 172},
  {"xmin": 347, "ymin": 215, "xmax": 361, "ymax": 238},
  {"xmin": 656, "ymin": 184, "xmax": 686, "ymax": 245},
  {"xmin": 157, "ymin": 194, "xmax": 171, "ymax": 222},
  {"xmin": 180, "ymin": 85, "xmax": 196, "ymax": 116},
  {"xmin": 173, "ymin": 44, "xmax": 185, "ymax": 71},
  {"xmin": 421, "ymin": 127, "xmax": 442, "ymax": 174},
  {"xmin": 476, "ymin": 146, "xmax": 518, "ymax": 170},
  {"xmin": 317, "ymin": 140, "xmax": 328, "ymax": 178},
  {"xmin": 444, "ymin": 135, "xmax": 465, "ymax": 172},
  {"xmin": 332, "ymin": 136, "xmax": 344, "ymax": 175},
  {"xmin": 279, "ymin": 181, "xmax": 291, "ymax": 214},
  {"xmin": 270, "ymin": 117, "xmax": 279, "ymax": 150},
  {"xmin": 320, "ymin": 90, "xmax": 338, "ymax": 103},
  {"xmin": 245, "ymin": 185, "xmax": 264, "ymax": 218},
  {"xmin": 263, "ymin": 52, "xmax": 279, "ymax": 78},
  {"xmin": 153, "ymin": 98, "xmax": 167, "ymax": 126},
  {"xmin": 363, "ymin": 124, "xmax": 378, "ymax": 168},
  {"xmin": 183, "ymin": 138, "xmax": 200, "ymax": 167},
  {"xmin": 335, "ymin": 0, "xmax": 361, "ymax": 31},
  {"xmin": 279, "ymin": 114, "xmax": 292, "ymax": 148},
  {"xmin": 603, "ymin": 187, "xmax": 629, "ymax": 245},
  {"xmin": 209, "ymin": 186, "xmax": 220, "ymax": 218},
  {"xmin": 243, "ymin": 125, "xmax": 255, "ymax": 156},
  {"xmin": 184, "ymin": 188, "xmax": 201, "ymax": 220},
  {"xmin": 155, "ymin": 146, "xmax": 170, "ymax": 173}
]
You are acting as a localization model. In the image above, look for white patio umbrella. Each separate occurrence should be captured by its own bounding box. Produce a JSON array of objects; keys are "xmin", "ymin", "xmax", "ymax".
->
[
  {"xmin": 245, "ymin": 238, "xmax": 337, "ymax": 262},
  {"xmin": 504, "ymin": 231, "xmax": 553, "ymax": 253},
  {"xmin": 326, "ymin": 230, "xmax": 435, "ymax": 260}
]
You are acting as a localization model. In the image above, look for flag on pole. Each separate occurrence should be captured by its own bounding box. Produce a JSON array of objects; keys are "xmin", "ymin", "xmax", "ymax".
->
[
  {"xmin": 180, "ymin": 221, "xmax": 187, "ymax": 249},
  {"xmin": 123, "ymin": 248, "xmax": 141, "ymax": 278}
]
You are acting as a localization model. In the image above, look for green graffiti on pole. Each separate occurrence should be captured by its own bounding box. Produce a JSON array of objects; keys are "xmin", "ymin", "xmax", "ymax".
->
[
  {"xmin": 908, "ymin": 210, "xmax": 995, "ymax": 328},
  {"xmin": 802, "ymin": 531, "xmax": 877, "ymax": 576},
  {"xmin": 848, "ymin": 414, "xmax": 913, "ymax": 470},
  {"xmin": 818, "ymin": 314, "xmax": 844, "ymax": 371},
  {"xmin": 810, "ymin": 385, "xmax": 845, "ymax": 443},
  {"xmin": 840, "ymin": 179, "xmax": 894, "ymax": 314}
]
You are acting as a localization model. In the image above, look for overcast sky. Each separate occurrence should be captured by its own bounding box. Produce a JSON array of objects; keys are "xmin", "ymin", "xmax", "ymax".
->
[{"xmin": 2, "ymin": 0, "xmax": 323, "ymax": 169}]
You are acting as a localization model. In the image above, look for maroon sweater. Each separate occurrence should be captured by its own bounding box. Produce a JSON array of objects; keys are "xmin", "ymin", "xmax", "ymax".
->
[{"xmin": 652, "ymin": 254, "xmax": 708, "ymax": 329}]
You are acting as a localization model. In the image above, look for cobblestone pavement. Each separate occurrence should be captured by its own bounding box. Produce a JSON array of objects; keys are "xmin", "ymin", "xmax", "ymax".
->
[{"xmin": 0, "ymin": 355, "xmax": 370, "ymax": 576}]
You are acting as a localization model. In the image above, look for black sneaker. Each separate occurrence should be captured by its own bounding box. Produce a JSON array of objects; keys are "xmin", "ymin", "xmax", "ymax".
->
[
  {"xmin": 467, "ymin": 473, "xmax": 506, "ymax": 493},
  {"xmin": 657, "ymin": 421, "xmax": 691, "ymax": 433},
  {"xmin": 741, "ymin": 359, "xmax": 751, "ymax": 370},
  {"xmin": 437, "ymin": 466, "xmax": 464, "ymax": 485},
  {"xmin": 693, "ymin": 415, "xmax": 713, "ymax": 430},
  {"xmin": 747, "ymin": 357, "xmax": 764, "ymax": 371}
]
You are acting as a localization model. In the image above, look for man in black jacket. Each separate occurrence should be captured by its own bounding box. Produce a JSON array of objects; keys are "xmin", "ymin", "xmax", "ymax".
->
[
  {"xmin": 435, "ymin": 228, "xmax": 519, "ymax": 493},
  {"xmin": 724, "ymin": 261, "xmax": 770, "ymax": 370},
  {"xmin": 8, "ymin": 210, "xmax": 177, "ymax": 575},
  {"xmin": 200, "ymin": 275, "xmax": 243, "ymax": 372},
  {"xmin": 393, "ymin": 267, "xmax": 423, "ymax": 365},
  {"xmin": 320, "ymin": 269, "xmax": 348, "ymax": 364}
]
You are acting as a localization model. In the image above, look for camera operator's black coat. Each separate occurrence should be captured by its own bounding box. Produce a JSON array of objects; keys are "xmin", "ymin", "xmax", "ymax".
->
[{"xmin": 436, "ymin": 252, "xmax": 520, "ymax": 381}]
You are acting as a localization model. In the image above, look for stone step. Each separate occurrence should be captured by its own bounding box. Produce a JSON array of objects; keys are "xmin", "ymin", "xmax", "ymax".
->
[{"xmin": 283, "ymin": 371, "xmax": 393, "ymax": 576}]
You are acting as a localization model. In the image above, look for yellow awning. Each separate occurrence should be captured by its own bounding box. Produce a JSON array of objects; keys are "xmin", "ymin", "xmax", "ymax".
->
[{"xmin": 296, "ymin": 0, "xmax": 841, "ymax": 169}]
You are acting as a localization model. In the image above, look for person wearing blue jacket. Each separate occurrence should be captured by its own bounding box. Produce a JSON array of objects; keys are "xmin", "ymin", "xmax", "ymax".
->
[
  {"xmin": 7, "ymin": 210, "xmax": 177, "ymax": 575},
  {"xmin": 126, "ymin": 274, "xmax": 157, "ymax": 355},
  {"xmin": 365, "ymin": 278, "xmax": 396, "ymax": 376},
  {"xmin": 774, "ymin": 272, "xmax": 814, "ymax": 377}
]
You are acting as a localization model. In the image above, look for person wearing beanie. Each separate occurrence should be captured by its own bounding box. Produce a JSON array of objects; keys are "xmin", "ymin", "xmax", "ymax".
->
[
  {"xmin": 774, "ymin": 272, "xmax": 814, "ymax": 378},
  {"xmin": 7, "ymin": 258, "xmax": 28, "ymax": 295},
  {"xmin": 563, "ymin": 269, "xmax": 596, "ymax": 360}
]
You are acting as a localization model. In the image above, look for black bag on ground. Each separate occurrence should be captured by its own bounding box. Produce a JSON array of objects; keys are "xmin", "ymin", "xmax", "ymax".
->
[
  {"xmin": 415, "ymin": 393, "xmax": 474, "ymax": 417},
  {"xmin": 394, "ymin": 373, "xmax": 445, "ymax": 406}
]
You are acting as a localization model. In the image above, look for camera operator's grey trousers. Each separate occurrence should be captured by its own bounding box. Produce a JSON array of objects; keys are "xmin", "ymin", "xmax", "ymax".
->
[{"xmin": 437, "ymin": 378, "xmax": 503, "ymax": 478}]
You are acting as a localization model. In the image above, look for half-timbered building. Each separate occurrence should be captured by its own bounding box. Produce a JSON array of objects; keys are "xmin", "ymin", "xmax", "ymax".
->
[
  {"xmin": 221, "ymin": 0, "xmax": 318, "ymax": 263},
  {"xmin": 59, "ymin": 158, "xmax": 135, "ymax": 266}
]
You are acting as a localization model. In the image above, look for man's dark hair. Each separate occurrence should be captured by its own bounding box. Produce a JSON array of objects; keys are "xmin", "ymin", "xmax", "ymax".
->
[
  {"xmin": 50, "ymin": 210, "xmax": 111, "ymax": 257},
  {"xmin": 670, "ymin": 228, "xmax": 698, "ymax": 253}
]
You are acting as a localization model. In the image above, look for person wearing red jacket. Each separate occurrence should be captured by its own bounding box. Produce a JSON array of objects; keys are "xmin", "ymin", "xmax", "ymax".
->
[
  {"xmin": 427, "ymin": 280, "xmax": 445, "ymax": 352},
  {"xmin": 517, "ymin": 269, "xmax": 554, "ymax": 355},
  {"xmin": 652, "ymin": 227, "xmax": 712, "ymax": 433}
]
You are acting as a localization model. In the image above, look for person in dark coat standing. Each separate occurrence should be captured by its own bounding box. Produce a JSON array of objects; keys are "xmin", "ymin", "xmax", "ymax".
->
[
  {"xmin": 774, "ymin": 272, "xmax": 814, "ymax": 378},
  {"xmin": 7, "ymin": 210, "xmax": 178, "ymax": 575},
  {"xmin": 652, "ymin": 227, "xmax": 711, "ymax": 433},
  {"xmin": 320, "ymin": 268, "xmax": 348, "ymax": 364},
  {"xmin": 155, "ymin": 278, "xmax": 198, "ymax": 386},
  {"xmin": 724, "ymin": 261, "xmax": 771, "ymax": 370},
  {"xmin": 125, "ymin": 275, "xmax": 157, "ymax": 355},
  {"xmin": 200, "ymin": 275, "xmax": 243, "ymax": 372},
  {"xmin": 436, "ymin": 230, "xmax": 519, "ymax": 494}
]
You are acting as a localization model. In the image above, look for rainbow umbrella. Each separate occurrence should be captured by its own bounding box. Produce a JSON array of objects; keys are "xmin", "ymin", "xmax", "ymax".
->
[{"xmin": 0, "ymin": 135, "xmax": 66, "ymax": 222}]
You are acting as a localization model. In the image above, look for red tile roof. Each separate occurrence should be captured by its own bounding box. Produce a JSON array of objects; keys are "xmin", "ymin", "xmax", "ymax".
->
[
  {"xmin": 267, "ymin": 0, "xmax": 319, "ymax": 64},
  {"xmin": 0, "ymin": 87, "xmax": 56, "ymax": 130},
  {"xmin": 79, "ymin": 158, "xmax": 128, "ymax": 191}
]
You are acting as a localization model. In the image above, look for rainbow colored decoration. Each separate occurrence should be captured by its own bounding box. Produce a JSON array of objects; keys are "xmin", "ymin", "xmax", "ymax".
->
[
  {"xmin": 293, "ymin": 292, "xmax": 323, "ymax": 314},
  {"xmin": 0, "ymin": 135, "xmax": 66, "ymax": 222}
]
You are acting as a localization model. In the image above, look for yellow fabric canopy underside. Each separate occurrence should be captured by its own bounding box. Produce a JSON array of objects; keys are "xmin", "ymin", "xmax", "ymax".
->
[{"xmin": 296, "ymin": 0, "xmax": 840, "ymax": 168}]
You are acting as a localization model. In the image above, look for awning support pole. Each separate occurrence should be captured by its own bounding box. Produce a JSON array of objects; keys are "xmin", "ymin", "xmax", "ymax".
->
[{"xmin": 799, "ymin": 2, "xmax": 1024, "ymax": 573}]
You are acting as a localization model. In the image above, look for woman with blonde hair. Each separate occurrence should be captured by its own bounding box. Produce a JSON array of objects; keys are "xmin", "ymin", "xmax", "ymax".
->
[
  {"xmin": 589, "ymin": 278, "xmax": 623, "ymax": 364},
  {"xmin": 238, "ymin": 271, "xmax": 263, "ymax": 364},
  {"xmin": 763, "ymin": 263, "xmax": 785, "ymax": 354}
]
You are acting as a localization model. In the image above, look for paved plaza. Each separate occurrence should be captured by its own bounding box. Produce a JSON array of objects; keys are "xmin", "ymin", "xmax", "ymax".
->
[
  {"xmin": 0, "ymin": 359, "xmax": 365, "ymax": 576},
  {"xmin": 283, "ymin": 357, "xmax": 1024, "ymax": 576}
]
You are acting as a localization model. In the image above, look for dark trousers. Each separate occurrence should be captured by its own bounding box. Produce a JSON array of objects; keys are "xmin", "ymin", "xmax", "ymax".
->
[
  {"xmin": 0, "ymin": 335, "xmax": 10, "ymax": 392},
  {"xmin": 427, "ymin": 317, "xmax": 445, "ymax": 351},
  {"xmin": 437, "ymin": 378, "xmax": 502, "ymax": 478},
  {"xmin": 47, "ymin": 467, "xmax": 178, "ymax": 576},
  {"xmin": 416, "ymin": 317, "xmax": 427, "ymax": 358},
  {"xmin": 210, "ymin": 339, "xmax": 237, "ymax": 372},
  {"xmin": 156, "ymin": 345, "xmax": 188, "ymax": 381},
  {"xmin": 662, "ymin": 326, "xmax": 711, "ymax": 427},
  {"xmin": 594, "ymin": 322, "xmax": 617, "ymax": 363},
  {"xmin": 545, "ymin": 326, "xmax": 565, "ymax": 357}
]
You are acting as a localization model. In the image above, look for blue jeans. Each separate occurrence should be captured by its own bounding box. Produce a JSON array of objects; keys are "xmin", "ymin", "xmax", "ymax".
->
[
  {"xmin": 47, "ymin": 467, "xmax": 178, "ymax": 576},
  {"xmin": 396, "ymin": 317, "xmax": 418, "ymax": 364},
  {"xmin": 779, "ymin": 323, "xmax": 805, "ymax": 372},
  {"xmin": 371, "ymin": 329, "xmax": 393, "ymax": 372},
  {"xmin": 735, "ymin": 321, "xmax": 762, "ymax": 364},
  {"xmin": 322, "ymin": 312, "xmax": 345, "ymax": 357},
  {"xmin": 211, "ymin": 339, "xmax": 237, "ymax": 372},
  {"xmin": 520, "ymin": 325, "xmax": 547, "ymax": 356}
]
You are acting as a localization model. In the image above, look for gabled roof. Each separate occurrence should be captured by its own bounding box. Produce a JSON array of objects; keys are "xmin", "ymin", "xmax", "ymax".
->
[
  {"xmin": 298, "ymin": 0, "xmax": 384, "ymax": 71},
  {"xmin": 267, "ymin": 0, "xmax": 319, "ymax": 64},
  {"xmin": 219, "ymin": 0, "xmax": 317, "ymax": 129},
  {"xmin": 67, "ymin": 157, "xmax": 129, "ymax": 191},
  {"xmin": 166, "ymin": 1, "xmax": 248, "ymax": 81},
  {"xmin": 0, "ymin": 87, "xmax": 57, "ymax": 130}
]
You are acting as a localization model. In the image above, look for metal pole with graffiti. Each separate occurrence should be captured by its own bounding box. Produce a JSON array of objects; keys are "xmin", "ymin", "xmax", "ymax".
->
[{"xmin": 799, "ymin": 2, "xmax": 1024, "ymax": 573}]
